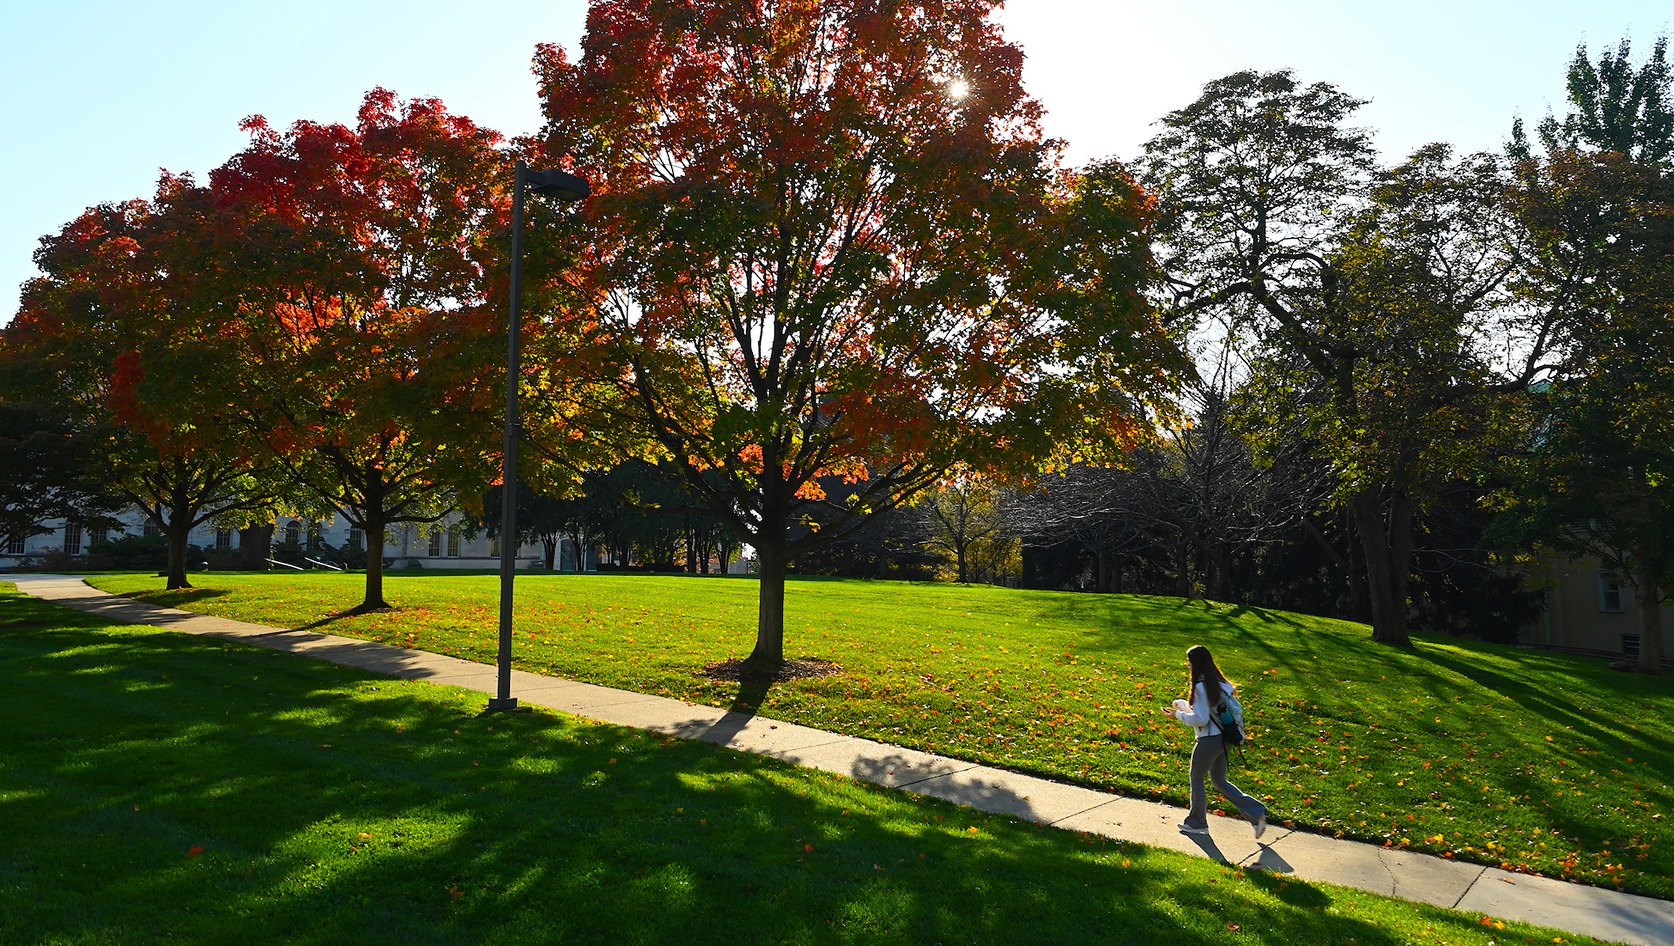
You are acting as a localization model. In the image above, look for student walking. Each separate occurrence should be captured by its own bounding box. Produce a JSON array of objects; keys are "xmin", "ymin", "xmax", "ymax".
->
[{"xmin": 1163, "ymin": 644, "xmax": 1268, "ymax": 838}]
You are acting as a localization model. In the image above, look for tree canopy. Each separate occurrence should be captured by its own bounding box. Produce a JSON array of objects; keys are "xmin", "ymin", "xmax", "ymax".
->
[
  {"xmin": 533, "ymin": 0, "xmax": 1180, "ymax": 673},
  {"xmin": 197, "ymin": 89, "xmax": 517, "ymax": 611}
]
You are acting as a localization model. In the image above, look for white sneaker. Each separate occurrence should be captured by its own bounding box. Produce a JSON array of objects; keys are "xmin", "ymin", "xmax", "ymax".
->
[
  {"xmin": 1178, "ymin": 822, "xmax": 1209, "ymax": 835},
  {"xmin": 1252, "ymin": 812, "xmax": 1267, "ymax": 840}
]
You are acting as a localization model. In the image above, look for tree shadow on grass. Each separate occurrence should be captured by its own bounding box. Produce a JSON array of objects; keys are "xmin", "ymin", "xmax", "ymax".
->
[
  {"xmin": 122, "ymin": 586, "xmax": 234, "ymax": 606},
  {"xmin": 0, "ymin": 592, "xmax": 1573, "ymax": 946}
]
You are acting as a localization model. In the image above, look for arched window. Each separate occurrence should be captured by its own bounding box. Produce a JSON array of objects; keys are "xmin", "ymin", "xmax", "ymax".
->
[
  {"xmin": 284, "ymin": 520, "xmax": 300, "ymax": 546},
  {"xmin": 447, "ymin": 526, "xmax": 461, "ymax": 557}
]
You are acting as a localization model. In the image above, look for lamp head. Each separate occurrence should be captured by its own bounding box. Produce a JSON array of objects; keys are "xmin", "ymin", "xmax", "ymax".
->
[{"xmin": 526, "ymin": 167, "xmax": 590, "ymax": 202}]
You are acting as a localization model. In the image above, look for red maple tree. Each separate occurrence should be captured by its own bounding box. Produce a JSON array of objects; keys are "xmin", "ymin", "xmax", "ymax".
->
[
  {"xmin": 5, "ymin": 184, "xmax": 282, "ymax": 588},
  {"xmin": 530, "ymin": 0, "xmax": 1180, "ymax": 673},
  {"xmin": 199, "ymin": 89, "xmax": 515, "ymax": 611}
]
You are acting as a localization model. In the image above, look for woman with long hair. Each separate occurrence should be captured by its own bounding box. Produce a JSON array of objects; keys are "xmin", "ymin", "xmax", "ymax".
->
[{"xmin": 1163, "ymin": 644, "xmax": 1267, "ymax": 838}]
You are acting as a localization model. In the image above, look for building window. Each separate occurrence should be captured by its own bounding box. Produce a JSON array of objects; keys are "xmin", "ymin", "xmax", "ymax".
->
[
  {"xmin": 489, "ymin": 536, "xmax": 500, "ymax": 557},
  {"xmin": 284, "ymin": 520, "xmax": 301, "ymax": 547},
  {"xmin": 348, "ymin": 527, "xmax": 364, "ymax": 552},
  {"xmin": 88, "ymin": 526, "xmax": 109, "ymax": 545},
  {"xmin": 5, "ymin": 536, "xmax": 25, "ymax": 555},
  {"xmin": 428, "ymin": 528, "xmax": 443, "ymax": 557},
  {"xmin": 307, "ymin": 522, "xmax": 322, "ymax": 551},
  {"xmin": 143, "ymin": 520, "xmax": 160, "ymax": 538},
  {"xmin": 216, "ymin": 528, "xmax": 233, "ymax": 551},
  {"xmin": 1597, "ymin": 571, "xmax": 1625, "ymax": 613},
  {"xmin": 447, "ymin": 527, "xmax": 460, "ymax": 557},
  {"xmin": 64, "ymin": 523, "xmax": 83, "ymax": 555}
]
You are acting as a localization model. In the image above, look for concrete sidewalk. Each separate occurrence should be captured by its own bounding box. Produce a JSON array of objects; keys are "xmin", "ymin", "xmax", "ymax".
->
[{"xmin": 9, "ymin": 573, "xmax": 1671, "ymax": 946}]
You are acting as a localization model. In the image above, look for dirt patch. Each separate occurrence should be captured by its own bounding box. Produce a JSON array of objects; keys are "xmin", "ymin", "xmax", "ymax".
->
[{"xmin": 699, "ymin": 657, "xmax": 841, "ymax": 683}]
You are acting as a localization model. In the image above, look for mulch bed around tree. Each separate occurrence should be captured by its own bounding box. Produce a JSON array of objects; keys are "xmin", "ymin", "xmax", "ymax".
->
[{"xmin": 699, "ymin": 657, "xmax": 842, "ymax": 683}]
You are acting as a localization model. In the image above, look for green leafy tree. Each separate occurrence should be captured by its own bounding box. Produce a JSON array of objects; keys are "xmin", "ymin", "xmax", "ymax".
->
[
  {"xmin": 1504, "ymin": 148, "xmax": 1674, "ymax": 673},
  {"xmin": 1512, "ymin": 36, "xmax": 1673, "ymax": 167},
  {"xmin": 0, "ymin": 400, "xmax": 122, "ymax": 552},
  {"xmin": 1145, "ymin": 72, "xmax": 1532, "ymax": 647},
  {"xmin": 534, "ymin": 0, "xmax": 1178, "ymax": 674},
  {"xmin": 919, "ymin": 478, "xmax": 1012, "ymax": 585},
  {"xmin": 1498, "ymin": 36, "xmax": 1674, "ymax": 673},
  {"xmin": 482, "ymin": 482, "xmax": 582, "ymax": 571}
]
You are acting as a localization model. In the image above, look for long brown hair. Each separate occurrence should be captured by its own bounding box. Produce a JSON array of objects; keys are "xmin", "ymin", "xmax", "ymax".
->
[{"xmin": 1184, "ymin": 645, "xmax": 1231, "ymax": 704}]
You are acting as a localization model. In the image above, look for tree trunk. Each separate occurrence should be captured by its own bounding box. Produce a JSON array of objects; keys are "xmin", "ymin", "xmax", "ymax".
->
[
  {"xmin": 239, "ymin": 523, "xmax": 273, "ymax": 571},
  {"xmin": 357, "ymin": 515, "xmax": 389, "ymax": 612},
  {"xmin": 542, "ymin": 535, "xmax": 557, "ymax": 570},
  {"xmin": 1342, "ymin": 508, "xmax": 1370, "ymax": 622},
  {"xmin": 745, "ymin": 541, "xmax": 788, "ymax": 674},
  {"xmin": 1350, "ymin": 491, "xmax": 1415, "ymax": 647},
  {"xmin": 1633, "ymin": 573, "xmax": 1665, "ymax": 675},
  {"xmin": 1208, "ymin": 545, "xmax": 1233, "ymax": 602},
  {"xmin": 163, "ymin": 521, "xmax": 193, "ymax": 590},
  {"xmin": 1174, "ymin": 533, "xmax": 1193, "ymax": 598}
]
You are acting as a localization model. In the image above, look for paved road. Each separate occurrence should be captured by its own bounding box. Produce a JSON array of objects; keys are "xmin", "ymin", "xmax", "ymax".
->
[{"xmin": 9, "ymin": 573, "xmax": 1672, "ymax": 946}]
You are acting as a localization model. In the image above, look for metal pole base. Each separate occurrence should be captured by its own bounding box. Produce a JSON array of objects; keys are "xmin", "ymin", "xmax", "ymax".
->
[{"xmin": 483, "ymin": 698, "xmax": 525, "ymax": 715}]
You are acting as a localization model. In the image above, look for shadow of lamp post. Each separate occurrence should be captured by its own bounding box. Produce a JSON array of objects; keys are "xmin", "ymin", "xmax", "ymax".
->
[{"xmin": 487, "ymin": 160, "xmax": 590, "ymax": 714}]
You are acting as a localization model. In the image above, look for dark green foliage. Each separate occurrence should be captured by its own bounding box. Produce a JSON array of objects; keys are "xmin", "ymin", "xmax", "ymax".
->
[
  {"xmin": 791, "ymin": 500, "xmax": 941, "ymax": 581},
  {"xmin": 1503, "ymin": 45, "xmax": 1674, "ymax": 671},
  {"xmin": 86, "ymin": 533, "xmax": 169, "ymax": 571},
  {"xmin": 0, "ymin": 400, "xmax": 123, "ymax": 550},
  {"xmin": 1512, "ymin": 36, "xmax": 1674, "ymax": 166}
]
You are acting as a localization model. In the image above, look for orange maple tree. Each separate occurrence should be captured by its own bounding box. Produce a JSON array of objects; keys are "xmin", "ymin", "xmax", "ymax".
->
[
  {"xmin": 3, "ymin": 183, "xmax": 282, "ymax": 589},
  {"xmin": 199, "ymin": 89, "xmax": 515, "ymax": 611},
  {"xmin": 531, "ymin": 0, "xmax": 1181, "ymax": 672}
]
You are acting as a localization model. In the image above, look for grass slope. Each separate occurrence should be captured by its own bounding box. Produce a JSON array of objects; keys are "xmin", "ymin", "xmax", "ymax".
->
[
  {"xmin": 0, "ymin": 586, "xmax": 1588, "ymax": 945},
  {"xmin": 87, "ymin": 571, "xmax": 1674, "ymax": 900}
]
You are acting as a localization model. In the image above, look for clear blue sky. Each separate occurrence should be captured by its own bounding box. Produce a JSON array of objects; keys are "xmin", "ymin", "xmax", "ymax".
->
[{"xmin": 3, "ymin": 0, "xmax": 1670, "ymax": 324}]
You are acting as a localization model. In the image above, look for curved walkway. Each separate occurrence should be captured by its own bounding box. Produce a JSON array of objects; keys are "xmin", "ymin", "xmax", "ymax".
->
[{"xmin": 9, "ymin": 574, "xmax": 1672, "ymax": 946}]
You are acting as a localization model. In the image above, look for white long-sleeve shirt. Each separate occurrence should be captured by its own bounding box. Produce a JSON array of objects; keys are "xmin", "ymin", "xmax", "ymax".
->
[{"xmin": 1172, "ymin": 680, "xmax": 1237, "ymax": 739}]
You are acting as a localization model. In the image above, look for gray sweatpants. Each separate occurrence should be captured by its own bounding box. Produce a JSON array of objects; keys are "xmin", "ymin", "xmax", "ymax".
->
[{"xmin": 1182, "ymin": 733, "xmax": 1265, "ymax": 828}]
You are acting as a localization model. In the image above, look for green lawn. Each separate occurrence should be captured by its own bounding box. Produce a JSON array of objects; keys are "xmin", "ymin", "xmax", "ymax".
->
[
  {"xmin": 86, "ymin": 571, "xmax": 1674, "ymax": 901},
  {"xmin": 0, "ymin": 586, "xmax": 1587, "ymax": 945}
]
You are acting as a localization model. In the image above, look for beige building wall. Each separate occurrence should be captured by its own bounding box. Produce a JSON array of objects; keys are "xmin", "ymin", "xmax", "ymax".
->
[{"xmin": 1523, "ymin": 555, "xmax": 1673, "ymax": 660}]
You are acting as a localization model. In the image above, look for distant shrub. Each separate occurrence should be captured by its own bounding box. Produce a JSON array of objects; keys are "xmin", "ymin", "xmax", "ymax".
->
[{"xmin": 89, "ymin": 534, "xmax": 169, "ymax": 571}]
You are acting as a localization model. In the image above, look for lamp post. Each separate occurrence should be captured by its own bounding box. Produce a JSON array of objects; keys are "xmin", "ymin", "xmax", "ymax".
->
[{"xmin": 486, "ymin": 159, "xmax": 589, "ymax": 714}]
